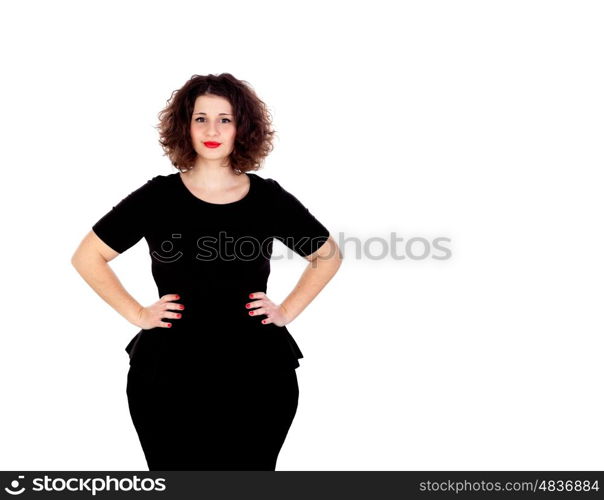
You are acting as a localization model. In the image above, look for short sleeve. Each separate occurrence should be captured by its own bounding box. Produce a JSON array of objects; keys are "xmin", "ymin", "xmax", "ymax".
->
[
  {"xmin": 269, "ymin": 178, "xmax": 330, "ymax": 257},
  {"xmin": 91, "ymin": 176, "xmax": 158, "ymax": 254}
]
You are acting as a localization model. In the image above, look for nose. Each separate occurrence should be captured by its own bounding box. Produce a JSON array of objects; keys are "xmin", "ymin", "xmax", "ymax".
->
[{"xmin": 205, "ymin": 122, "xmax": 218, "ymax": 137}]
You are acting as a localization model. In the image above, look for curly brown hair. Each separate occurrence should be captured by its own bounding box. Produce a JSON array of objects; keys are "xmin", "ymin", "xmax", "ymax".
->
[{"xmin": 156, "ymin": 73, "xmax": 276, "ymax": 173}]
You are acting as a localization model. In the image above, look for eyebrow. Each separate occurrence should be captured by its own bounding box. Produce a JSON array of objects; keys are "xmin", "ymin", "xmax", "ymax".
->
[{"xmin": 193, "ymin": 112, "xmax": 233, "ymax": 116}]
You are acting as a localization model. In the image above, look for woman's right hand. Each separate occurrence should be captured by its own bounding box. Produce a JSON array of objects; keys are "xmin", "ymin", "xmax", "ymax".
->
[{"xmin": 135, "ymin": 294, "xmax": 184, "ymax": 330}]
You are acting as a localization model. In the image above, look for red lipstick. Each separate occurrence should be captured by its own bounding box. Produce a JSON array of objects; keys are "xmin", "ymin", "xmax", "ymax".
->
[{"xmin": 203, "ymin": 141, "xmax": 221, "ymax": 148}]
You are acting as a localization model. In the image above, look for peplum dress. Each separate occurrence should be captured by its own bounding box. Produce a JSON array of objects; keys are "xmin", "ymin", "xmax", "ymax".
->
[{"xmin": 91, "ymin": 171, "xmax": 330, "ymax": 471}]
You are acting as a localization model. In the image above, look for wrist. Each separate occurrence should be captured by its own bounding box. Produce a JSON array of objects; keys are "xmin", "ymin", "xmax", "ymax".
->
[
  {"xmin": 279, "ymin": 303, "xmax": 295, "ymax": 325},
  {"xmin": 127, "ymin": 304, "xmax": 144, "ymax": 327}
]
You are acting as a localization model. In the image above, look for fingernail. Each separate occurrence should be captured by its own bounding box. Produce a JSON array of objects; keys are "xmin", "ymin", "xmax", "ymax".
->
[
  {"xmin": 249, "ymin": 293, "xmax": 254, "ymax": 298},
  {"xmin": 176, "ymin": 314, "xmax": 181, "ymax": 318},
  {"xmin": 167, "ymin": 323, "xmax": 172, "ymax": 328},
  {"xmin": 175, "ymin": 295, "xmax": 180, "ymax": 299},
  {"xmin": 249, "ymin": 311, "xmax": 254, "ymax": 315},
  {"xmin": 262, "ymin": 320, "xmax": 266, "ymax": 324},
  {"xmin": 245, "ymin": 304, "xmax": 250, "ymax": 308}
]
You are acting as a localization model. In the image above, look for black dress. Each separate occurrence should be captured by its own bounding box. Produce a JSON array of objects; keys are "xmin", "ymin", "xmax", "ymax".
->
[{"xmin": 91, "ymin": 172, "xmax": 330, "ymax": 470}]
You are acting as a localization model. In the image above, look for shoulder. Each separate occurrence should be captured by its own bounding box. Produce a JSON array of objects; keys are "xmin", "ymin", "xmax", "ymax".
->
[
  {"xmin": 111, "ymin": 174, "xmax": 174, "ymax": 205},
  {"xmin": 250, "ymin": 174, "xmax": 321, "ymax": 209},
  {"xmin": 248, "ymin": 173, "xmax": 287, "ymax": 198},
  {"xmin": 136, "ymin": 173, "xmax": 175, "ymax": 193},
  {"xmin": 149, "ymin": 173, "xmax": 173, "ymax": 186},
  {"xmin": 248, "ymin": 172, "xmax": 275, "ymax": 187}
]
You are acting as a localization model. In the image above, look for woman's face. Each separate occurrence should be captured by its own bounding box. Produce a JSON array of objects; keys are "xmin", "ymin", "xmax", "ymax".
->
[{"xmin": 189, "ymin": 94, "xmax": 237, "ymax": 163}]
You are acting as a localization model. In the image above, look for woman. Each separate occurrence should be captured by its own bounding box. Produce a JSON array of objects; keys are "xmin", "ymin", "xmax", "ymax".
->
[{"xmin": 71, "ymin": 73, "xmax": 342, "ymax": 471}]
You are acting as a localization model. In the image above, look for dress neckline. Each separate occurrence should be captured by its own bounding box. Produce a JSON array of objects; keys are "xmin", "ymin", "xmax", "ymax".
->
[{"xmin": 175, "ymin": 172, "xmax": 254, "ymax": 206}]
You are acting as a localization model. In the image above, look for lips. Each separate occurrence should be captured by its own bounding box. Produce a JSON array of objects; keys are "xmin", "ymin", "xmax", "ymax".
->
[{"xmin": 203, "ymin": 142, "xmax": 221, "ymax": 148}]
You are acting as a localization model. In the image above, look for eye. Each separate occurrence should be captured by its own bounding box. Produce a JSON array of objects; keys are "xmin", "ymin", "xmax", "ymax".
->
[{"xmin": 194, "ymin": 117, "xmax": 232, "ymax": 123}]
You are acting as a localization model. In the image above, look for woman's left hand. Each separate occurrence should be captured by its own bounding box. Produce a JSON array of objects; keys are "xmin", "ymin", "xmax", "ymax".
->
[{"xmin": 246, "ymin": 292, "xmax": 291, "ymax": 327}]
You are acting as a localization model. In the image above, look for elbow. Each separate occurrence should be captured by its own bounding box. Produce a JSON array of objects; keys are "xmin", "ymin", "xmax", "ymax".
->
[
  {"xmin": 311, "ymin": 238, "xmax": 343, "ymax": 269},
  {"xmin": 71, "ymin": 250, "xmax": 85, "ymax": 273},
  {"xmin": 70, "ymin": 247, "xmax": 102, "ymax": 272},
  {"xmin": 329, "ymin": 238, "xmax": 343, "ymax": 266},
  {"xmin": 70, "ymin": 249, "xmax": 80, "ymax": 268},
  {"xmin": 335, "ymin": 243, "xmax": 343, "ymax": 263},
  {"xmin": 333, "ymin": 249, "xmax": 343, "ymax": 270}
]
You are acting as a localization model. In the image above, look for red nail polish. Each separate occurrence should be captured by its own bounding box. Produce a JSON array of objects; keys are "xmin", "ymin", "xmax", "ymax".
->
[
  {"xmin": 245, "ymin": 304, "xmax": 250, "ymax": 308},
  {"xmin": 262, "ymin": 320, "xmax": 266, "ymax": 324},
  {"xmin": 175, "ymin": 295, "xmax": 180, "ymax": 299},
  {"xmin": 167, "ymin": 323, "xmax": 172, "ymax": 328},
  {"xmin": 176, "ymin": 314, "xmax": 181, "ymax": 318},
  {"xmin": 249, "ymin": 311, "xmax": 253, "ymax": 315},
  {"xmin": 249, "ymin": 293, "xmax": 254, "ymax": 298}
]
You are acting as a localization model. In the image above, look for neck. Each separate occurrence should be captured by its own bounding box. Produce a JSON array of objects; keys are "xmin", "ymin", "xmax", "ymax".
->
[{"xmin": 182, "ymin": 159, "xmax": 243, "ymax": 189}]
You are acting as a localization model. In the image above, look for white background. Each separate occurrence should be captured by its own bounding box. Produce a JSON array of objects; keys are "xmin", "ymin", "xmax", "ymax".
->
[{"xmin": 1, "ymin": 0, "xmax": 602, "ymax": 471}]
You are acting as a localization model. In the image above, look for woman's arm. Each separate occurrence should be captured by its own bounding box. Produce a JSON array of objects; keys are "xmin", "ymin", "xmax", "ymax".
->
[
  {"xmin": 71, "ymin": 230, "xmax": 145, "ymax": 327},
  {"xmin": 248, "ymin": 236, "xmax": 342, "ymax": 326},
  {"xmin": 280, "ymin": 235, "xmax": 342, "ymax": 323},
  {"xmin": 71, "ymin": 231, "xmax": 184, "ymax": 330}
]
